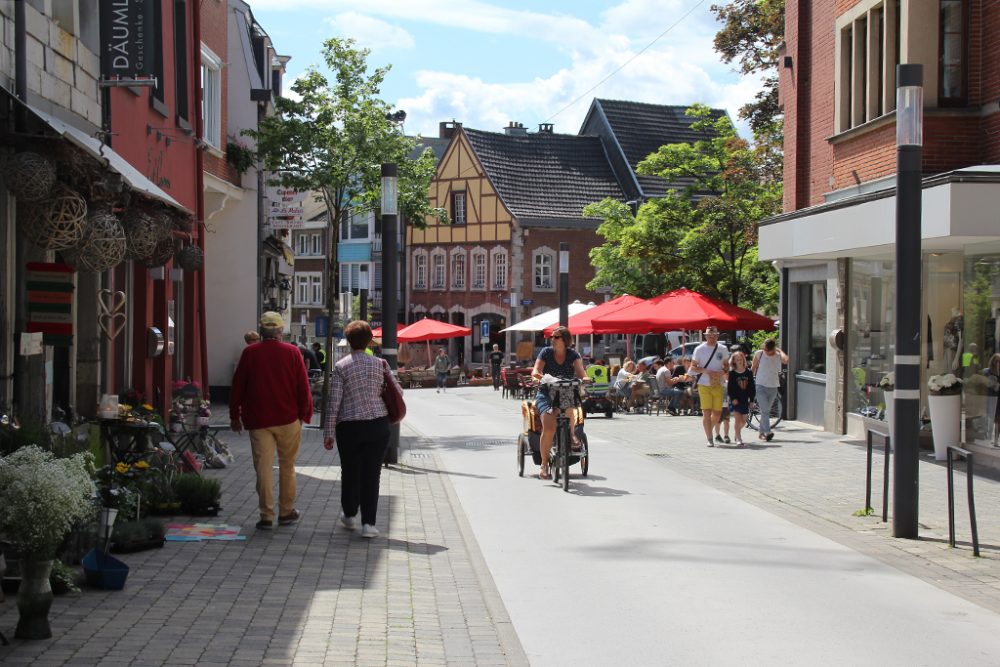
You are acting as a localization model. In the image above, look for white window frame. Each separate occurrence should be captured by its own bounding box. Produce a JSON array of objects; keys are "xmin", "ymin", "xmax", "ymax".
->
[
  {"xmin": 471, "ymin": 248, "xmax": 487, "ymax": 291},
  {"xmin": 310, "ymin": 275, "xmax": 323, "ymax": 304},
  {"xmin": 413, "ymin": 251, "xmax": 428, "ymax": 290},
  {"xmin": 310, "ymin": 233, "xmax": 321, "ymax": 255},
  {"xmin": 452, "ymin": 191, "xmax": 467, "ymax": 225},
  {"xmin": 296, "ymin": 234, "xmax": 307, "ymax": 257},
  {"xmin": 450, "ymin": 248, "xmax": 466, "ymax": 290},
  {"xmin": 490, "ymin": 247, "xmax": 507, "ymax": 291},
  {"xmin": 295, "ymin": 275, "xmax": 309, "ymax": 305},
  {"xmin": 201, "ymin": 45, "xmax": 223, "ymax": 150},
  {"xmin": 342, "ymin": 209, "xmax": 373, "ymax": 242},
  {"xmin": 431, "ymin": 249, "xmax": 446, "ymax": 290},
  {"xmin": 533, "ymin": 247, "xmax": 555, "ymax": 292}
]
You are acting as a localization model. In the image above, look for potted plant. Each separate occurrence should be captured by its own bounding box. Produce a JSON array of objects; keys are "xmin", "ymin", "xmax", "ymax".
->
[
  {"xmin": 197, "ymin": 400, "xmax": 212, "ymax": 427},
  {"xmin": 110, "ymin": 517, "xmax": 166, "ymax": 553},
  {"xmin": 172, "ymin": 473, "xmax": 222, "ymax": 515},
  {"xmin": 927, "ymin": 373, "xmax": 963, "ymax": 460},
  {"xmin": 0, "ymin": 446, "xmax": 95, "ymax": 639}
]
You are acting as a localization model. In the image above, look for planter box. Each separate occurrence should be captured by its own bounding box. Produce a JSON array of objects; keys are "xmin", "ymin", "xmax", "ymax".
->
[
  {"xmin": 82, "ymin": 549, "xmax": 129, "ymax": 590},
  {"xmin": 110, "ymin": 537, "xmax": 165, "ymax": 554}
]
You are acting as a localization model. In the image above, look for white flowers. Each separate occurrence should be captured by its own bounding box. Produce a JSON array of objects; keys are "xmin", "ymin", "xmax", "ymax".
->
[
  {"xmin": 927, "ymin": 373, "xmax": 963, "ymax": 395},
  {"xmin": 878, "ymin": 372, "xmax": 895, "ymax": 390},
  {"xmin": 0, "ymin": 446, "xmax": 96, "ymax": 558}
]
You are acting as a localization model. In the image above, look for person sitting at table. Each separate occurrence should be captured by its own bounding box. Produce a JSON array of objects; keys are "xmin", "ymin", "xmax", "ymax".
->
[
  {"xmin": 613, "ymin": 360, "xmax": 637, "ymax": 411},
  {"xmin": 628, "ymin": 360, "xmax": 653, "ymax": 411}
]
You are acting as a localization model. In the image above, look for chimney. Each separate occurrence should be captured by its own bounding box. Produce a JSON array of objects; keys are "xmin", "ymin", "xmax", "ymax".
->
[
  {"xmin": 538, "ymin": 123, "xmax": 554, "ymax": 133},
  {"xmin": 439, "ymin": 120, "xmax": 462, "ymax": 139},
  {"xmin": 504, "ymin": 121, "xmax": 527, "ymax": 136}
]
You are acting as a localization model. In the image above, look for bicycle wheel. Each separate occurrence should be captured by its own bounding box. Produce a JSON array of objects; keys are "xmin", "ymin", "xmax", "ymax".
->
[
  {"xmin": 560, "ymin": 423, "xmax": 570, "ymax": 492},
  {"xmin": 769, "ymin": 396, "xmax": 783, "ymax": 428},
  {"xmin": 552, "ymin": 425, "xmax": 562, "ymax": 485},
  {"xmin": 517, "ymin": 434, "xmax": 526, "ymax": 477},
  {"xmin": 746, "ymin": 406, "xmax": 760, "ymax": 431}
]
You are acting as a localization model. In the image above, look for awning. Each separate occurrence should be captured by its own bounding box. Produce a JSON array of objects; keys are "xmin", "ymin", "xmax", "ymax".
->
[{"xmin": 7, "ymin": 91, "xmax": 190, "ymax": 213}]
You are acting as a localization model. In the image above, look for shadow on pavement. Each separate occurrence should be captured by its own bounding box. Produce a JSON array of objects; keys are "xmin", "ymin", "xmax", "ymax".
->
[{"xmin": 394, "ymin": 463, "xmax": 496, "ymax": 480}]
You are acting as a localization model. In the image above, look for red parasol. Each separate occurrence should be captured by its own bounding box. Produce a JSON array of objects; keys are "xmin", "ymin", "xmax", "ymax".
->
[
  {"xmin": 542, "ymin": 294, "xmax": 647, "ymax": 336},
  {"xmin": 590, "ymin": 288, "xmax": 776, "ymax": 334}
]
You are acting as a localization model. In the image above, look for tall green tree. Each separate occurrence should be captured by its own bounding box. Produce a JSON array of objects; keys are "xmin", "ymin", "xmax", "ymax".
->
[
  {"xmin": 711, "ymin": 0, "xmax": 785, "ymax": 157},
  {"xmin": 586, "ymin": 105, "xmax": 781, "ymax": 313},
  {"xmin": 246, "ymin": 37, "xmax": 444, "ymax": 417}
]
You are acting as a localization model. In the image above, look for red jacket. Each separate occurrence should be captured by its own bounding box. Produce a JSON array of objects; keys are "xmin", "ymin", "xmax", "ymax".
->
[{"xmin": 230, "ymin": 339, "xmax": 313, "ymax": 430}]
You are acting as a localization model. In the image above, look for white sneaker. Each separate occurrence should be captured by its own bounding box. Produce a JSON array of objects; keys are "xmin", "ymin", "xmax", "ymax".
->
[
  {"xmin": 340, "ymin": 514, "xmax": 356, "ymax": 530},
  {"xmin": 707, "ymin": 440, "xmax": 715, "ymax": 447},
  {"xmin": 361, "ymin": 524, "xmax": 379, "ymax": 538}
]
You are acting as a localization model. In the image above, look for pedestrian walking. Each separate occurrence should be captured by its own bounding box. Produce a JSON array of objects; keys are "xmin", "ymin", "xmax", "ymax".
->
[
  {"xmin": 433, "ymin": 347, "xmax": 451, "ymax": 393},
  {"xmin": 489, "ymin": 344, "xmax": 504, "ymax": 391},
  {"xmin": 751, "ymin": 338, "xmax": 788, "ymax": 442},
  {"xmin": 230, "ymin": 312, "xmax": 313, "ymax": 530},
  {"xmin": 690, "ymin": 326, "xmax": 730, "ymax": 447},
  {"xmin": 312, "ymin": 342, "xmax": 327, "ymax": 371},
  {"xmin": 323, "ymin": 320, "xmax": 401, "ymax": 538},
  {"xmin": 727, "ymin": 351, "xmax": 755, "ymax": 447}
]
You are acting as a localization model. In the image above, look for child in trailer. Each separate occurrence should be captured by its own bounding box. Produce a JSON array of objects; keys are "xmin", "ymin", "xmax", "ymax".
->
[{"xmin": 727, "ymin": 351, "xmax": 756, "ymax": 447}]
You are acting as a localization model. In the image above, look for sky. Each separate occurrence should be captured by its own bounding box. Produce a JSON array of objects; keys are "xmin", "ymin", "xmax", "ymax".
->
[{"xmin": 247, "ymin": 0, "xmax": 761, "ymax": 139}]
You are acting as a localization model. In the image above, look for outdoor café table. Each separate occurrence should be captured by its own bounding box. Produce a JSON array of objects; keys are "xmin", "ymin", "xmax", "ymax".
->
[{"xmin": 97, "ymin": 418, "xmax": 161, "ymax": 464}]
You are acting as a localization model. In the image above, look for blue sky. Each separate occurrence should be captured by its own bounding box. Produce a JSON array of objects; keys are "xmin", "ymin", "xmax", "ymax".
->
[{"xmin": 248, "ymin": 0, "xmax": 760, "ymax": 138}]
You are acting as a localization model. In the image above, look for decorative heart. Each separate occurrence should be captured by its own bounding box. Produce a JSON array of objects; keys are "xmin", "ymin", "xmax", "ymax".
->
[
  {"xmin": 99, "ymin": 311, "xmax": 127, "ymax": 340},
  {"xmin": 98, "ymin": 289, "xmax": 126, "ymax": 318}
]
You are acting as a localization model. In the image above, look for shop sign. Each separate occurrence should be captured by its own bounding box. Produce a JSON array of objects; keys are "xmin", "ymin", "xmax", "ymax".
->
[
  {"xmin": 26, "ymin": 262, "xmax": 75, "ymax": 346},
  {"xmin": 100, "ymin": 0, "xmax": 157, "ymax": 79}
]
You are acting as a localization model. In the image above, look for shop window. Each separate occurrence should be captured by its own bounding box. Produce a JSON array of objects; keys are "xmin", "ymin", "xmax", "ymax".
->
[
  {"xmin": 847, "ymin": 259, "xmax": 895, "ymax": 419},
  {"xmin": 939, "ymin": 0, "xmax": 968, "ymax": 106},
  {"xmin": 796, "ymin": 283, "xmax": 827, "ymax": 374},
  {"xmin": 959, "ymin": 252, "xmax": 1000, "ymax": 444}
]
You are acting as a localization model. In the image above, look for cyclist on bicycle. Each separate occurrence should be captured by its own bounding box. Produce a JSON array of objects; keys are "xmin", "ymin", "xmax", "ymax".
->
[{"xmin": 531, "ymin": 326, "xmax": 588, "ymax": 480}]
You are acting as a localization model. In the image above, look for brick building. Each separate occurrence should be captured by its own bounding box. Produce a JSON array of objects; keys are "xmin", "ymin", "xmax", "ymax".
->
[
  {"xmin": 760, "ymin": 1, "xmax": 1000, "ymax": 452},
  {"xmin": 408, "ymin": 99, "xmax": 726, "ymax": 366}
]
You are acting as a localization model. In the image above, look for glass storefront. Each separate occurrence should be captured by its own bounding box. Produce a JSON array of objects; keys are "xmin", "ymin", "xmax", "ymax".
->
[
  {"xmin": 848, "ymin": 247, "xmax": 1000, "ymax": 445},
  {"xmin": 797, "ymin": 282, "xmax": 827, "ymax": 373}
]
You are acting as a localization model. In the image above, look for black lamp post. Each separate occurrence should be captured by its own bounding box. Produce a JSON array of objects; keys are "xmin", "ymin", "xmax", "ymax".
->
[
  {"xmin": 559, "ymin": 242, "xmax": 569, "ymax": 327},
  {"xmin": 892, "ymin": 63, "xmax": 923, "ymax": 539},
  {"xmin": 381, "ymin": 163, "xmax": 400, "ymax": 464}
]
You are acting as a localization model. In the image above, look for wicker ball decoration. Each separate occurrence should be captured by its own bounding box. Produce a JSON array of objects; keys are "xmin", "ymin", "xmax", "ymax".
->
[
  {"xmin": 2, "ymin": 152, "xmax": 57, "ymax": 201},
  {"xmin": 18, "ymin": 186, "xmax": 88, "ymax": 251},
  {"xmin": 142, "ymin": 237, "xmax": 176, "ymax": 268},
  {"xmin": 176, "ymin": 244, "xmax": 204, "ymax": 272},
  {"xmin": 122, "ymin": 207, "xmax": 168, "ymax": 260},
  {"xmin": 74, "ymin": 210, "xmax": 127, "ymax": 273}
]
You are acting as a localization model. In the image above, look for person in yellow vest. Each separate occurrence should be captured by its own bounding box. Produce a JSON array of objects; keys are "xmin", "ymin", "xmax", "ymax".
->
[{"xmin": 962, "ymin": 343, "xmax": 980, "ymax": 378}]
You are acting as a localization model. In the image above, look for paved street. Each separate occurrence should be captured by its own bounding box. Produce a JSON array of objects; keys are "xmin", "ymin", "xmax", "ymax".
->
[{"xmin": 2, "ymin": 385, "xmax": 1000, "ymax": 665}]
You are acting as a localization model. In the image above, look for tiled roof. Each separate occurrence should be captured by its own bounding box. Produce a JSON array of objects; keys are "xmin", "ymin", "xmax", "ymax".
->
[
  {"xmin": 592, "ymin": 99, "xmax": 726, "ymax": 198},
  {"xmin": 463, "ymin": 128, "xmax": 625, "ymax": 225}
]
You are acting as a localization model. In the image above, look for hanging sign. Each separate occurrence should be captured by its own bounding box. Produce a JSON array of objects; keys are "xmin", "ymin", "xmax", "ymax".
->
[
  {"xmin": 100, "ymin": 0, "xmax": 157, "ymax": 79},
  {"xmin": 26, "ymin": 262, "xmax": 75, "ymax": 346}
]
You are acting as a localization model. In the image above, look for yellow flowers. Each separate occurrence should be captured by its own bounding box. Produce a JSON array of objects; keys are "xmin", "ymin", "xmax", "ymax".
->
[
  {"xmin": 115, "ymin": 462, "xmax": 130, "ymax": 474},
  {"xmin": 135, "ymin": 460, "xmax": 150, "ymax": 470},
  {"xmin": 142, "ymin": 403, "xmax": 154, "ymax": 411}
]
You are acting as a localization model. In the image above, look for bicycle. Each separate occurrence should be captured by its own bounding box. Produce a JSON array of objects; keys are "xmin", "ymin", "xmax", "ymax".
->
[{"xmin": 541, "ymin": 377, "xmax": 589, "ymax": 492}]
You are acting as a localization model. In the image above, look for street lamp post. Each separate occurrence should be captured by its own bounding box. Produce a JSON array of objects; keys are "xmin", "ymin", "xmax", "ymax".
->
[
  {"xmin": 892, "ymin": 64, "xmax": 923, "ymax": 539},
  {"xmin": 559, "ymin": 242, "xmax": 569, "ymax": 327},
  {"xmin": 381, "ymin": 163, "xmax": 400, "ymax": 464}
]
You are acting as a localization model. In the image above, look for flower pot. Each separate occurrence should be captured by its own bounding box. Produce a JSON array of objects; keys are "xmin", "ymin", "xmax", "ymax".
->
[
  {"xmin": 82, "ymin": 549, "xmax": 129, "ymax": 590},
  {"xmin": 15, "ymin": 558, "xmax": 54, "ymax": 640},
  {"xmin": 928, "ymin": 393, "xmax": 962, "ymax": 461},
  {"xmin": 196, "ymin": 416, "xmax": 211, "ymax": 427}
]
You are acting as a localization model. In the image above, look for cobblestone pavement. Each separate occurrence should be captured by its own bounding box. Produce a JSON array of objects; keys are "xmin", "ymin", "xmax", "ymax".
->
[{"xmin": 0, "ymin": 423, "xmax": 528, "ymax": 667}]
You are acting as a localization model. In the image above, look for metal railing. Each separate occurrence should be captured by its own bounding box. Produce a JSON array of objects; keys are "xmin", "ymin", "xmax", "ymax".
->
[
  {"xmin": 946, "ymin": 446, "xmax": 980, "ymax": 557},
  {"xmin": 865, "ymin": 429, "xmax": 891, "ymax": 522}
]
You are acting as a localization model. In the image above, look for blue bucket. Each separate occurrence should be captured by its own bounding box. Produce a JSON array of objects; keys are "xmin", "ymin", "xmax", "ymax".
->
[{"xmin": 82, "ymin": 549, "xmax": 129, "ymax": 590}]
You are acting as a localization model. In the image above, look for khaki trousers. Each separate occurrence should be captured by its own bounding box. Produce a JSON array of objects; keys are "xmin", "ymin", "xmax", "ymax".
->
[{"xmin": 249, "ymin": 420, "xmax": 302, "ymax": 521}]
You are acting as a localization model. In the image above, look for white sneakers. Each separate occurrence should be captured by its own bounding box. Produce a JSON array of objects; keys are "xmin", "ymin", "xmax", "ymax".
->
[
  {"xmin": 361, "ymin": 524, "xmax": 379, "ymax": 538},
  {"xmin": 340, "ymin": 514, "xmax": 356, "ymax": 530}
]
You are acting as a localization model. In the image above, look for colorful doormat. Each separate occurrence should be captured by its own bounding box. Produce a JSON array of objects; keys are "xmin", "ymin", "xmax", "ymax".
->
[{"xmin": 165, "ymin": 523, "xmax": 246, "ymax": 542}]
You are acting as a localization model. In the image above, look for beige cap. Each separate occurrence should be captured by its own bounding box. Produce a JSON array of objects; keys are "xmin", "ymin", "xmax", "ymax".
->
[
  {"xmin": 704, "ymin": 325, "xmax": 720, "ymax": 335},
  {"xmin": 260, "ymin": 311, "xmax": 284, "ymax": 329}
]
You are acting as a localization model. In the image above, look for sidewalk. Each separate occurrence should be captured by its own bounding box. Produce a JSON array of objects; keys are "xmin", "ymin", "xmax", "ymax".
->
[{"xmin": 0, "ymin": 424, "xmax": 528, "ymax": 666}]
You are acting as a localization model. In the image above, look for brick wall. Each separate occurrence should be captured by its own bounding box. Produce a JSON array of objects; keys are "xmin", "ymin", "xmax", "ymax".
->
[
  {"xmin": 785, "ymin": 0, "xmax": 1000, "ymax": 210},
  {"xmin": 521, "ymin": 229, "xmax": 604, "ymax": 311}
]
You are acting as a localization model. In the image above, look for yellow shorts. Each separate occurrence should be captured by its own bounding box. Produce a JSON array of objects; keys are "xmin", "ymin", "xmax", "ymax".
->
[{"xmin": 697, "ymin": 384, "xmax": 725, "ymax": 412}]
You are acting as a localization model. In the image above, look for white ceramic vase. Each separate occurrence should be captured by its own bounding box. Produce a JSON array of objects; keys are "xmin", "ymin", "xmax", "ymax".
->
[{"xmin": 928, "ymin": 393, "xmax": 962, "ymax": 461}]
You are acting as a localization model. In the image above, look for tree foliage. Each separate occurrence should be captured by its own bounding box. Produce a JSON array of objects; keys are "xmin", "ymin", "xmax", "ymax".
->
[
  {"xmin": 244, "ymin": 38, "xmax": 444, "ymax": 419},
  {"xmin": 711, "ymin": 0, "xmax": 785, "ymax": 151},
  {"xmin": 586, "ymin": 105, "xmax": 781, "ymax": 314}
]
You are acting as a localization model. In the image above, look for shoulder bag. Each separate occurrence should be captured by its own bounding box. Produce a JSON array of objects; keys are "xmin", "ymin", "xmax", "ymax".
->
[{"xmin": 382, "ymin": 360, "xmax": 406, "ymax": 424}]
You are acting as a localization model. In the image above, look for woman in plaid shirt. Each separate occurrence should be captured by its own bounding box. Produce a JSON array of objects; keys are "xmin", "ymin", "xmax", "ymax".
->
[{"xmin": 323, "ymin": 320, "xmax": 403, "ymax": 538}]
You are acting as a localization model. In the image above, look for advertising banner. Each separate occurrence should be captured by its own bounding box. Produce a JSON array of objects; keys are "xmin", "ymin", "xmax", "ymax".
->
[{"xmin": 100, "ymin": 0, "xmax": 157, "ymax": 79}]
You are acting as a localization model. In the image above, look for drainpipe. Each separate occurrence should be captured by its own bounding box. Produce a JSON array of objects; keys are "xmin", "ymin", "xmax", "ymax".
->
[{"xmin": 192, "ymin": 2, "xmax": 209, "ymax": 389}]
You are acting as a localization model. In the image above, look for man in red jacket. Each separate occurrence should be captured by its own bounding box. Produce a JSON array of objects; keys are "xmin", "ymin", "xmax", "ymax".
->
[{"xmin": 230, "ymin": 311, "xmax": 313, "ymax": 530}]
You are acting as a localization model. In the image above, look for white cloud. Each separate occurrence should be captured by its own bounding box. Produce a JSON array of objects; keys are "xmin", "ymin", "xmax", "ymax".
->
[{"xmin": 326, "ymin": 12, "xmax": 415, "ymax": 51}]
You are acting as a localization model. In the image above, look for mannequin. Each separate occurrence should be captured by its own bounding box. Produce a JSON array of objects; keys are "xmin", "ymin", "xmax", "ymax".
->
[{"xmin": 943, "ymin": 307, "xmax": 963, "ymax": 372}]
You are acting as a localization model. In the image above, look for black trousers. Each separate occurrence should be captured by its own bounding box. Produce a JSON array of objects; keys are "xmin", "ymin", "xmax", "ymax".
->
[
  {"xmin": 336, "ymin": 417, "xmax": 390, "ymax": 525},
  {"xmin": 492, "ymin": 365, "xmax": 502, "ymax": 389}
]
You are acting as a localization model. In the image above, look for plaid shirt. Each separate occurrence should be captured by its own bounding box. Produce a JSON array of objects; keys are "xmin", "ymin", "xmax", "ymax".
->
[{"xmin": 323, "ymin": 351, "xmax": 399, "ymax": 441}]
